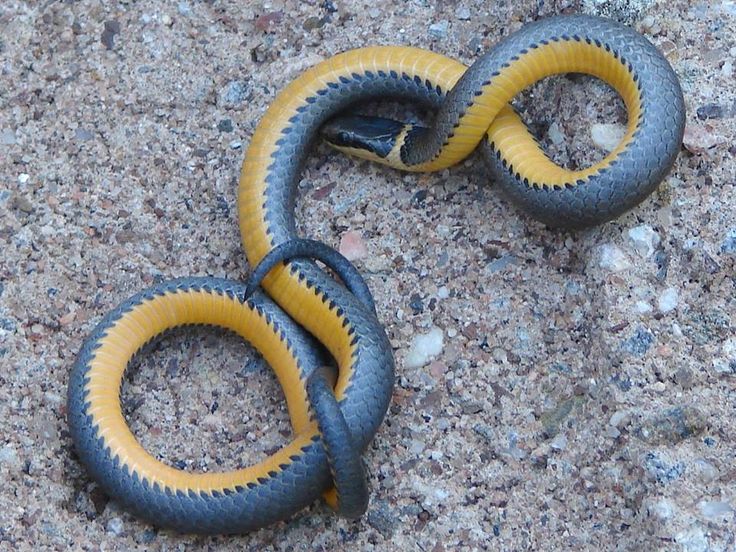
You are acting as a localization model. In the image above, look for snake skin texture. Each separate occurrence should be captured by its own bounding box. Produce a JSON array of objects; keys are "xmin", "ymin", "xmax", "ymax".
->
[
  {"xmin": 306, "ymin": 366, "xmax": 370, "ymax": 519},
  {"xmin": 477, "ymin": 16, "xmax": 685, "ymax": 227},
  {"xmin": 68, "ymin": 278, "xmax": 338, "ymax": 533}
]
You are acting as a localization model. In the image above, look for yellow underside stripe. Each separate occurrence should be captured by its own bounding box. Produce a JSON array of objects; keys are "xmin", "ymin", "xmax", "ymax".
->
[
  {"xmin": 85, "ymin": 290, "xmax": 318, "ymax": 494},
  {"xmin": 260, "ymin": 42, "xmax": 641, "ymax": 190},
  {"xmin": 238, "ymin": 48, "xmax": 467, "ymax": 413}
]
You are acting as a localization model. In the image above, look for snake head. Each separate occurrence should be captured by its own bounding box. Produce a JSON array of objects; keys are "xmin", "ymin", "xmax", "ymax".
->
[{"xmin": 321, "ymin": 115, "xmax": 407, "ymax": 162}]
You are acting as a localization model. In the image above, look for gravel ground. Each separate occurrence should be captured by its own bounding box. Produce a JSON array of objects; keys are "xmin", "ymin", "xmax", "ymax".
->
[{"xmin": 1, "ymin": 0, "xmax": 735, "ymax": 550}]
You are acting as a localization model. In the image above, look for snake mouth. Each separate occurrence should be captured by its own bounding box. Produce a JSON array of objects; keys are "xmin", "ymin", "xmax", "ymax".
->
[{"xmin": 321, "ymin": 114, "xmax": 405, "ymax": 159}]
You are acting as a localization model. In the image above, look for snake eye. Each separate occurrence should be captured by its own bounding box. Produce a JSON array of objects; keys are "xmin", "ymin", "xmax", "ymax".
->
[{"xmin": 338, "ymin": 131, "xmax": 351, "ymax": 144}]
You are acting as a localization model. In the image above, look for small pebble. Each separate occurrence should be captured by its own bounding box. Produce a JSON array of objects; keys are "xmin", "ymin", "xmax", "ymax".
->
[
  {"xmin": 675, "ymin": 526, "xmax": 709, "ymax": 552},
  {"xmin": 491, "ymin": 347, "xmax": 507, "ymax": 363},
  {"xmin": 696, "ymin": 103, "xmax": 725, "ymax": 120},
  {"xmin": 75, "ymin": 128, "xmax": 94, "ymax": 141},
  {"xmin": 720, "ymin": 228, "xmax": 736, "ymax": 255},
  {"xmin": 455, "ymin": 7, "xmax": 471, "ymax": 20},
  {"xmin": 136, "ymin": 528, "xmax": 157, "ymax": 544},
  {"xmin": 649, "ymin": 499, "xmax": 675, "ymax": 521},
  {"xmin": 694, "ymin": 459, "xmax": 719, "ymax": 483},
  {"xmin": 549, "ymin": 433, "xmax": 567, "ymax": 451},
  {"xmin": 428, "ymin": 20, "xmax": 449, "ymax": 39},
  {"xmin": 106, "ymin": 517, "xmax": 124, "ymax": 536},
  {"xmin": 101, "ymin": 20, "xmax": 121, "ymax": 50},
  {"xmin": 405, "ymin": 327, "xmax": 444, "ymax": 368},
  {"xmin": 339, "ymin": 230, "xmax": 368, "ymax": 261},
  {"xmin": 683, "ymin": 123, "xmax": 726, "ymax": 154},
  {"xmin": 547, "ymin": 122, "xmax": 565, "ymax": 146},
  {"xmin": 626, "ymin": 225, "xmax": 660, "ymax": 258},
  {"xmin": 658, "ymin": 287, "xmax": 679, "ymax": 313},
  {"xmin": 635, "ymin": 405, "xmax": 705, "ymax": 445},
  {"xmin": 639, "ymin": 15, "xmax": 660, "ymax": 34},
  {"xmin": 18, "ymin": 173, "xmax": 29, "ymax": 184},
  {"xmin": 0, "ymin": 445, "xmax": 21, "ymax": 471},
  {"xmin": 219, "ymin": 80, "xmax": 251, "ymax": 107},
  {"xmin": 712, "ymin": 357, "xmax": 735, "ymax": 375},
  {"xmin": 598, "ymin": 244, "xmax": 631, "ymax": 272},
  {"xmin": 698, "ymin": 501, "xmax": 733, "ymax": 520},
  {"xmin": 605, "ymin": 425, "xmax": 620, "ymax": 438},
  {"xmin": 229, "ymin": 140, "xmax": 242, "ymax": 149},
  {"xmin": 13, "ymin": 195, "xmax": 34, "ymax": 214},
  {"xmin": 722, "ymin": 337, "xmax": 736, "ymax": 361},
  {"xmin": 486, "ymin": 255, "xmax": 518, "ymax": 272},
  {"xmin": 643, "ymin": 451, "xmax": 685, "ymax": 484},
  {"xmin": 622, "ymin": 326, "xmax": 654, "ymax": 356},
  {"xmin": 303, "ymin": 16, "xmax": 325, "ymax": 31},
  {"xmin": 366, "ymin": 500, "xmax": 396, "ymax": 538},
  {"xmin": 721, "ymin": 59, "xmax": 733, "ymax": 78},
  {"xmin": 217, "ymin": 119, "xmax": 233, "ymax": 132},
  {"xmin": 161, "ymin": 14, "xmax": 173, "ymax": 26},
  {"xmin": 0, "ymin": 129, "xmax": 16, "ymax": 145},
  {"xmin": 590, "ymin": 123, "xmax": 626, "ymax": 152}
]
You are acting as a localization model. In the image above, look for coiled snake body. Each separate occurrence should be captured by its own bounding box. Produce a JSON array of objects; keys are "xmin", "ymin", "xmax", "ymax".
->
[{"xmin": 68, "ymin": 15, "xmax": 684, "ymax": 533}]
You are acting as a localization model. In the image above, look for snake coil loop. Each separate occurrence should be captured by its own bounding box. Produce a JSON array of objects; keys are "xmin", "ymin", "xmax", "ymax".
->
[{"xmin": 68, "ymin": 14, "xmax": 684, "ymax": 534}]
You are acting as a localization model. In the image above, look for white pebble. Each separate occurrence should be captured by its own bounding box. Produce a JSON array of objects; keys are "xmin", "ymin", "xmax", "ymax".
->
[
  {"xmin": 550, "ymin": 433, "xmax": 567, "ymax": 451},
  {"xmin": 18, "ymin": 173, "xmax": 29, "ymax": 184},
  {"xmin": 712, "ymin": 358, "xmax": 734, "ymax": 374},
  {"xmin": 609, "ymin": 410, "xmax": 628, "ymax": 427},
  {"xmin": 694, "ymin": 459, "xmax": 719, "ymax": 482},
  {"xmin": 722, "ymin": 337, "xmax": 736, "ymax": 358},
  {"xmin": 635, "ymin": 300, "xmax": 653, "ymax": 314},
  {"xmin": 106, "ymin": 517, "xmax": 125, "ymax": 536},
  {"xmin": 428, "ymin": 20, "xmax": 449, "ymax": 39},
  {"xmin": 0, "ymin": 445, "xmax": 21, "ymax": 471},
  {"xmin": 1, "ymin": 129, "xmax": 17, "ymax": 145},
  {"xmin": 547, "ymin": 122, "xmax": 565, "ymax": 146},
  {"xmin": 675, "ymin": 526, "xmax": 709, "ymax": 552},
  {"xmin": 455, "ymin": 7, "xmax": 471, "ymax": 20},
  {"xmin": 598, "ymin": 244, "xmax": 631, "ymax": 272},
  {"xmin": 698, "ymin": 501, "xmax": 733, "ymax": 520},
  {"xmin": 590, "ymin": 123, "xmax": 626, "ymax": 153},
  {"xmin": 409, "ymin": 439, "xmax": 425, "ymax": 455},
  {"xmin": 722, "ymin": 59, "xmax": 733, "ymax": 78},
  {"xmin": 626, "ymin": 225, "xmax": 660, "ymax": 258},
  {"xmin": 649, "ymin": 498, "xmax": 675, "ymax": 521},
  {"xmin": 658, "ymin": 287, "xmax": 679, "ymax": 313},
  {"xmin": 437, "ymin": 286, "xmax": 449, "ymax": 299},
  {"xmin": 405, "ymin": 327, "xmax": 444, "ymax": 368}
]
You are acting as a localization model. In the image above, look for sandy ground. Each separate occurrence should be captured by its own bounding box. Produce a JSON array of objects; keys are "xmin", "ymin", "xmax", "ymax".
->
[{"xmin": 1, "ymin": 0, "xmax": 735, "ymax": 550}]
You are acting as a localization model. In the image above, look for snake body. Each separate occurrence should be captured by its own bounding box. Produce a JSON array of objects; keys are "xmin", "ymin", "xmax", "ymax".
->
[{"xmin": 68, "ymin": 15, "xmax": 684, "ymax": 533}]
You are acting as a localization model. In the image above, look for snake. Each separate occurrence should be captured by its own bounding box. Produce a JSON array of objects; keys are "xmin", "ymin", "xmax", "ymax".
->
[{"xmin": 67, "ymin": 15, "xmax": 685, "ymax": 534}]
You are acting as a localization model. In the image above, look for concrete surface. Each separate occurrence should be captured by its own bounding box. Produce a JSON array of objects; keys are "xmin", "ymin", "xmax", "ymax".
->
[{"xmin": 1, "ymin": 0, "xmax": 734, "ymax": 550}]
